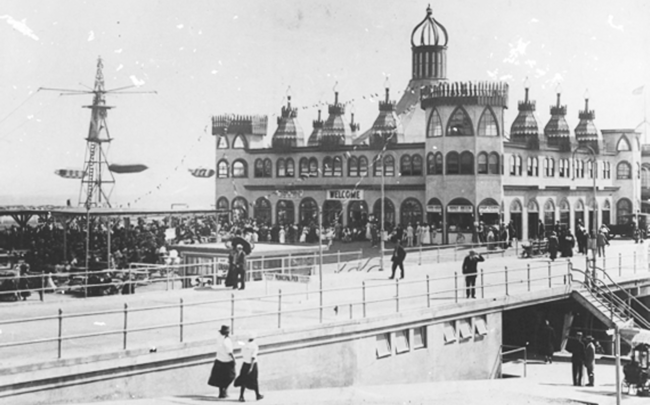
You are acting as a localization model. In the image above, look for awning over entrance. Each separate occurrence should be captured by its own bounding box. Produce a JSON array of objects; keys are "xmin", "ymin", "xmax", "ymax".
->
[{"xmin": 620, "ymin": 328, "xmax": 650, "ymax": 346}]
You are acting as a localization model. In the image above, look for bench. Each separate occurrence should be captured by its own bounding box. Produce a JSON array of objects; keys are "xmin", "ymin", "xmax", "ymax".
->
[{"xmin": 521, "ymin": 239, "xmax": 548, "ymax": 258}]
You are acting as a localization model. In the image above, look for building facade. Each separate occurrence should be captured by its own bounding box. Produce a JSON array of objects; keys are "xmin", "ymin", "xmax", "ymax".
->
[{"xmin": 213, "ymin": 6, "xmax": 642, "ymax": 244}]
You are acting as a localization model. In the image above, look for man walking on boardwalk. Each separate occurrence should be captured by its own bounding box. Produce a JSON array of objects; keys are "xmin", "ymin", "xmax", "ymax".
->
[
  {"xmin": 462, "ymin": 250, "xmax": 484, "ymax": 299},
  {"xmin": 389, "ymin": 239, "xmax": 406, "ymax": 279},
  {"xmin": 567, "ymin": 331, "xmax": 586, "ymax": 386}
]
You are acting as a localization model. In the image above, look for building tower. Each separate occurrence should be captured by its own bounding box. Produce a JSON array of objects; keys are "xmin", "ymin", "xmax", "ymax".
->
[
  {"xmin": 574, "ymin": 93, "xmax": 602, "ymax": 154},
  {"xmin": 544, "ymin": 89, "xmax": 572, "ymax": 152},
  {"xmin": 79, "ymin": 57, "xmax": 116, "ymax": 208},
  {"xmin": 369, "ymin": 87, "xmax": 403, "ymax": 148},
  {"xmin": 320, "ymin": 90, "xmax": 351, "ymax": 149},
  {"xmin": 271, "ymin": 95, "xmax": 304, "ymax": 151},
  {"xmin": 510, "ymin": 84, "xmax": 540, "ymax": 149},
  {"xmin": 308, "ymin": 109, "xmax": 324, "ymax": 147}
]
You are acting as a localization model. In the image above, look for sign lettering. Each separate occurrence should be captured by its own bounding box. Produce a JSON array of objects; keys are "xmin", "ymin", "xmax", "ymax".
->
[
  {"xmin": 447, "ymin": 205, "xmax": 473, "ymax": 213},
  {"xmin": 326, "ymin": 189, "xmax": 364, "ymax": 201}
]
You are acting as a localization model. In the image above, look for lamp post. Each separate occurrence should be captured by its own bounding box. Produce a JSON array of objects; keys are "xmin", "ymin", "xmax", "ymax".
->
[
  {"xmin": 379, "ymin": 150, "xmax": 397, "ymax": 272},
  {"xmin": 572, "ymin": 145, "xmax": 598, "ymax": 277}
]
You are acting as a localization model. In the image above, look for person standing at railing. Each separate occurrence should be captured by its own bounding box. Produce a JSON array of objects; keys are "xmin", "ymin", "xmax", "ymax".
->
[
  {"xmin": 584, "ymin": 336, "xmax": 596, "ymax": 387},
  {"xmin": 229, "ymin": 244, "xmax": 248, "ymax": 290},
  {"xmin": 389, "ymin": 239, "xmax": 406, "ymax": 280},
  {"xmin": 461, "ymin": 250, "xmax": 484, "ymax": 299},
  {"xmin": 548, "ymin": 232, "xmax": 559, "ymax": 261},
  {"xmin": 208, "ymin": 325, "xmax": 236, "ymax": 399}
]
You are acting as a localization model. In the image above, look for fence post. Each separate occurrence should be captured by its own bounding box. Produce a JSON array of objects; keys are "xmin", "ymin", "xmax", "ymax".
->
[
  {"xmin": 454, "ymin": 248, "xmax": 457, "ymax": 261},
  {"xmin": 454, "ymin": 271, "xmax": 458, "ymax": 303},
  {"xmin": 57, "ymin": 308, "xmax": 63, "ymax": 359},
  {"xmin": 278, "ymin": 289, "xmax": 282, "ymax": 329},
  {"xmin": 505, "ymin": 266, "xmax": 509, "ymax": 296},
  {"xmin": 337, "ymin": 250, "xmax": 341, "ymax": 272},
  {"xmin": 349, "ymin": 304, "xmax": 353, "ymax": 319},
  {"xmin": 362, "ymin": 281, "xmax": 366, "ymax": 318},
  {"xmin": 548, "ymin": 262, "xmax": 552, "ymax": 288},
  {"xmin": 480, "ymin": 269, "xmax": 485, "ymax": 299},
  {"xmin": 396, "ymin": 279, "xmax": 399, "ymax": 313},
  {"xmin": 437, "ymin": 246, "xmax": 440, "ymax": 263},
  {"xmin": 40, "ymin": 273, "xmax": 45, "ymax": 302},
  {"xmin": 123, "ymin": 303, "xmax": 128, "ymax": 350},
  {"xmin": 426, "ymin": 275, "xmax": 430, "ymax": 308},
  {"xmin": 230, "ymin": 293, "xmax": 235, "ymax": 334},
  {"xmin": 179, "ymin": 298, "xmax": 184, "ymax": 343},
  {"xmin": 527, "ymin": 264, "xmax": 531, "ymax": 291},
  {"xmin": 515, "ymin": 239, "xmax": 519, "ymax": 257},
  {"xmin": 619, "ymin": 253, "xmax": 622, "ymax": 276}
]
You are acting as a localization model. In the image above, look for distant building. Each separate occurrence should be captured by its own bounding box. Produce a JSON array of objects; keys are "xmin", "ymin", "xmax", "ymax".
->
[{"xmin": 212, "ymin": 6, "xmax": 642, "ymax": 244}]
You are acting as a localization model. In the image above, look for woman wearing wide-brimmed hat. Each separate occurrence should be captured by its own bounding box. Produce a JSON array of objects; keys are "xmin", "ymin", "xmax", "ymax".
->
[
  {"xmin": 207, "ymin": 325, "xmax": 236, "ymax": 398},
  {"xmin": 235, "ymin": 332, "xmax": 264, "ymax": 402}
]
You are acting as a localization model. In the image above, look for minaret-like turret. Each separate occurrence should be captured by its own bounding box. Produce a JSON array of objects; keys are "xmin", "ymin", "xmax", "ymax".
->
[
  {"xmin": 319, "ymin": 88, "xmax": 351, "ymax": 148},
  {"xmin": 510, "ymin": 80, "xmax": 539, "ymax": 149},
  {"xmin": 271, "ymin": 94, "xmax": 304, "ymax": 151},
  {"xmin": 574, "ymin": 90, "xmax": 602, "ymax": 153},
  {"xmin": 308, "ymin": 109, "xmax": 323, "ymax": 147},
  {"xmin": 411, "ymin": 4, "xmax": 448, "ymax": 80},
  {"xmin": 369, "ymin": 86, "xmax": 403, "ymax": 148},
  {"xmin": 543, "ymin": 86, "xmax": 572, "ymax": 151}
]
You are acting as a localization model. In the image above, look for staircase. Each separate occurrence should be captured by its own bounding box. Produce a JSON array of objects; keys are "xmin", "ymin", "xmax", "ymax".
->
[{"xmin": 571, "ymin": 264, "xmax": 650, "ymax": 330}]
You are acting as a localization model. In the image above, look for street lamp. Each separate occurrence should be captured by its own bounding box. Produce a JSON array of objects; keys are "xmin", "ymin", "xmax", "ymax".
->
[
  {"xmin": 572, "ymin": 145, "xmax": 598, "ymax": 271},
  {"xmin": 379, "ymin": 150, "xmax": 398, "ymax": 272}
]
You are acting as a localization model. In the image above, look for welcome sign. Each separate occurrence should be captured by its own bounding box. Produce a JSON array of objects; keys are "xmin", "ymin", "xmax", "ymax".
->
[{"xmin": 326, "ymin": 189, "xmax": 364, "ymax": 200}]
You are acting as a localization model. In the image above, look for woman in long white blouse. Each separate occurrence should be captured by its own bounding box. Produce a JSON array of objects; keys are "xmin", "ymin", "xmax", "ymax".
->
[
  {"xmin": 421, "ymin": 222, "xmax": 431, "ymax": 245},
  {"xmin": 279, "ymin": 226, "xmax": 286, "ymax": 244}
]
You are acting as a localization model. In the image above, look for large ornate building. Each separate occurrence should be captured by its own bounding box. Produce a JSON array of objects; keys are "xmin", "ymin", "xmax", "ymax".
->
[{"xmin": 212, "ymin": 6, "xmax": 642, "ymax": 244}]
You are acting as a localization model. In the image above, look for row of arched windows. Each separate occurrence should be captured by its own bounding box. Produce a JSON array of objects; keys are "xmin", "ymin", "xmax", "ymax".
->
[
  {"xmin": 217, "ymin": 134, "xmax": 247, "ymax": 150},
  {"xmin": 427, "ymin": 107, "xmax": 499, "ymax": 138},
  {"xmin": 507, "ymin": 156, "xmax": 634, "ymax": 180}
]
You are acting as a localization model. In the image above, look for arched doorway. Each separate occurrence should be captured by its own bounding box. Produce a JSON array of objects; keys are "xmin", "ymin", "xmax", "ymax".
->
[
  {"xmin": 216, "ymin": 197, "xmax": 229, "ymax": 224},
  {"xmin": 543, "ymin": 199, "xmax": 555, "ymax": 235},
  {"xmin": 616, "ymin": 198, "xmax": 632, "ymax": 224},
  {"xmin": 446, "ymin": 198, "xmax": 474, "ymax": 244},
  {"xmin": 323, "ymin": 200, "xmax": 343, "ymax": 227},
  {"xmin": 253, "ymin": 197, "xmax": 272, "ymax": 225},
  {"xmin": 400, "ymin": 198, "xmax": 423, "ymax": 228},
  {"xmin": 426, "ymin": 198, "xmax": 443, "ymax": 245},
  {"xmin": 527, "ymin": 199, "xmax": 539, "ymax": 239},
  {"xmin": 373, "ymin": 198, "xmax": 395, "ymax": 229},
  {"xmin": 232, "ymin": 197, "xmax": 249, "ymax": 222},
  {"xmin": 509, "ymin": 199, "xmax": 523, "ymax": 240},
  {"xmin": 347, "ymin": 200, "xmax": 369, "ymax": 230},
  {"xmin": 299, "ymin": 198, "xmax": 318, "ymax": 226},
  {"xmin": 276, "ymin": 200, "xmax": 295, "ymax": 225},
  {"xmin": 588, "ymin": 198, "xmax": 599, "ymax": 231},
  {"xmin": 574, "ymin": 199, "xmax": 585, "ymax": 231},
  {"xmin": 602, "ymin": 200, "xmax": 611, "ymax": 225},
  {"xmin": 478, "ymin": 198, "xmax": 500, "ymax": 227},
  {"xmin": 559, "ymin": 199, "xmax": 570, "ymax": 233}
]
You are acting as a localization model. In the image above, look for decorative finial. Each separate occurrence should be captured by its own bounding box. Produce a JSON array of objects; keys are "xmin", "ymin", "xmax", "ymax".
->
[
  {"xmin": 384, "ymin": 76, "xmax": 391, "ymax": 102},
  {"xmin": 426, "ymin": 4, "xmax": 432, "ymax": 16},
  {"xmin": 524, "ymin": 76, "xmax": 530, "ymax": 102},
  {"xmin": 286, "ymin": 86, "xmax": 292, "ymax": 107},
  {"xmin": 584, "ymin": 88, "xmax": 590, "ymax": 110},
  {"xmin": 333, "ymin": 81, "xmax": 339, "ymax": 104}
]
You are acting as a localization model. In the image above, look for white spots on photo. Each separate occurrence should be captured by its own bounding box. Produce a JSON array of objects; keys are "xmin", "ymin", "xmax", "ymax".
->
[
  {"xmin": 114, "ymin": 49, "xmax": 123, "ymax": 54},
  {"xmin": 211, "ymin": 70, "xmax": 218, "ymax": 75},
  {"xmin": 116, "ymin": 64, "xmax": 123, "ymax": 72},
  {"xmin": 607, "ymin": 15, "xmax": 624, "ymax": 32},
  {"xmin": 524, "ymin": 59, "xmax": 537, "ymax": 68},
  {"xmin": 176, "ymin": 24, "xmax": 184, "ymax": 29},
  {"xmin": 93, "ymin": 322, "xmax": 106, "ymax": 326},
  {"xmin": 0, "ymin": 15, "xmax": 39, "ymax": 41},
  {"xmin": 129, "ymin": 75, "xmax": 146, "ymax": 87},
  {"xmin": 530, "ymin": 18, "xmax": 539, "ymax": 23},
  {"xmin": 233, "ymin": 15, "xmax": 239, "ymax": 20},
  {"xmin": 503, "ymin": 37, "xmax": 531, "ymax": 65},
  {"xmin": 87, "ymin": 31, "xmax": 95, "ymax": 41}
]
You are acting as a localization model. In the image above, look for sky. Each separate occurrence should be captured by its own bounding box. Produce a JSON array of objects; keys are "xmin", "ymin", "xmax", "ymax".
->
[{"xmin": 0, "ymin": 0, "xmax": 649, "ymax": 209}]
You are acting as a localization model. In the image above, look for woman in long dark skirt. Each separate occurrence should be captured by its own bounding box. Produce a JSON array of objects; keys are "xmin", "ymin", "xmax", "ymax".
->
[
  {"xmin": 208, "ymin": 325, "xmax": 236, "ymax": 398},
  {"xmin": 235, "ymin": 333, "xmax": 263, "ymax": 402}
]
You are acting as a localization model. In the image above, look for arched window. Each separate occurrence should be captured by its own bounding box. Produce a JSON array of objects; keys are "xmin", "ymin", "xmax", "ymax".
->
[
  {"xmin": 459, "ymin": 151, "xmax": 474, "ymax": 174},
  {"xmin": 232, "ymin": 197, "xmax": 249, "ymax": 220},
  {"xmin": 217, "ymin": 136, "xmax": 229, "ymax": 149},
  {"xmin": 427, "ymin": 109, "xmax": 443, "ymax": 137},
  {"xmin": 446, "ymin": 107, "xmax": 474, "ymax": 136},
  {"xmin": 478, "ymin": 108, "xmax": 498, "ymax": 136},
  {"xmin": 254, "ymin": 159, "xmax": 264, "ymax": 178},
  {"xmin": 216, "ymin": 197, "xmax": 229, "ymax": 223},
  {"xmin": 544, "ymin": 157, "xmax": 555, "ymax": 177},
  {"xmin": 217, "ymin": 159, "xmax": 229, "ymax": 178},
  {"xmin": 616, "ymin": 198, "xmax": 632, "ymax": 223},
  {"xmin": 348, "ymin": 156, "xmax": 359, "ymax": 177},
  {"xmin": 285, "ymin": 158, "xmax": 295, "ymax": 177},
  {"xmin": 299, "ymin": 157, "xmax": 309, "ymax": 177},
  {"xmin": 446, "ymin": 151, "xmax": 459, "ymax": 174},
  {"xmin": 617, "ymin": 162, "xmax": 631, "ymax": 179},
  {"xmin": 400, "ymin": 155, "xmax": 412, "ymax": 176},
  {"xmin": 254, "ymin": 197, "xmax": 272, "ymax": 224},
  {"xmin": 384, "ymin": 155, "xmax": 395, "ymax": 177},
  {"xmin": 264, "ymin": 158, "xmax": 272, "ymax": 177},
  {"xmin": 400, "ymin": 198, "xmax": 423, "ymax": 226},
  {"xmin": 509, "ymin": 155, "xmax": 522, "ymax": 176},
  {"xmin": 359, "ymin": 156, "xmax": 368, "ymax": 177},
  {"xmin": 477, "ymin": 152, "xmax": 488, "ymax": 174},
  {"xmin": 309, "ymin": 157, "xmax": 319, "ymax": 177},
  {"xmin": 637, "ymin": 162, "xmax": 641, "ymax": 179},
  {"xmin": 323, "ymin": 157, "xmax": 333, "ymax": 177},
  {"xmin": 559, "ymin": 159, "xmax": 569, "ymax": 178},
  {"xmin": 232, "ymin": 134, "xmax": 247, "ymax": 149},
  {"xmin": 333, "ymin": 156, "xmax": 342, "ymax": 177},
  {"xmin": 488, "ymin": 153, "xmax": 499, "ymax": 175},
  {"xmin": 277, "ymin": 158, "xmax": 286, "ymax": 177},
  {"xmin": 412, "ymin": 154, "xmax": 423, "ymax": 176},
  {"xmin": 543, "ymin": 199, "xmax": 555, "ymax": 231},
  {"xmin": 527, "ymin": 157, "xmax": 538, "ymax": 176},
  {"xmin": 427, "ymin": 153, "xmax": 435, "ymax": 175},
  {"xmin": 373, "ymin": 198, "xmax": 395, "ymax": 225},
  {"xmin": 232, "ymin": 159, "xmax": 247, "ymax": 178},
  {"xmin": 276, "ymin": 200, "xmax": 295, "ymax": 225},
  {"xmin": 435, "ymin": 152, "xmax": 443, "ymax": 174},
  {"xmin": 602, "ymin": 161, "xmax": 611, "ymax": 179},
  {"xmin": 299, "ymin": 198, "xmax": 318, "ymax": 226},
  {"xmin": 617, "ymin": 137, "xmax": 631, "ymax": 151},
  {"xmin": 373, "ymin": 155, "xmax": 382, "ymax": 177}
]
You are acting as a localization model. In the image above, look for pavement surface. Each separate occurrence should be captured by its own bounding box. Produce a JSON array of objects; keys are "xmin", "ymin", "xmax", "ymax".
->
[
  {"xmin": 71, "ymin": 359, "xmax": 648, "ymax": 405},
  {"xmin": 0, "ymin": 240, "xmax": 648, "ymax": 369}
]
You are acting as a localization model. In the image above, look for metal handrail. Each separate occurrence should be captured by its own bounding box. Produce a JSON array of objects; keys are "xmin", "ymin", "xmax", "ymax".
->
[
  {"xmin": 594, "ymin": 265, "xmax": 650, "ymax": 320},
  {"xmin": 501, "ymin": 344, "xmax": 528, "ymax": 378}
]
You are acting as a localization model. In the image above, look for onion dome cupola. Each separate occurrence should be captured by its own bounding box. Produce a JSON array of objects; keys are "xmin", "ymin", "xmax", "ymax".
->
[
  {"xmin": 271, "ymin": 95, "xmax": 305, "ymax": 150},
  {"xmin": 574, "ymin": 90, "xmax": 602, "ymax": 154},
  {"xmin": 319, "ymin": 88, "xmax": 351, "ymax": 149},
  {"xmin": 369, "ymin": 87, "xmax": 404, "ymax": 149},
  {"xmin": 510, "ymin": 81, "xmax": 539, "ymax": 149},
  {"xmin": 307, "ymin": 109, "xmax": 323, "ymax": 147},
  {"xmin": 543, "ymin": 87, "xmax": 572, "ymax": 152},
  {"xmin": 411, "ymin": 5, "xmax": 448, "ymax": 80}
]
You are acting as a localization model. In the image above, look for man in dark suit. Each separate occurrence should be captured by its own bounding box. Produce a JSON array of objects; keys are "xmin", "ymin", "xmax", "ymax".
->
[
  {"xmin": 462, "ymin": 250, "xmax": 484, "ymax": 298},
  {"xmin": 389, "ymin": 239, "xmax": 406, "ymax": 279},
  {"xmin": 230, "ymin": 244, "xmax": 248, "ymax": 290},
  {"xmin": 567, "ymin": 331, "xmax": 586, "ymax": 386}
]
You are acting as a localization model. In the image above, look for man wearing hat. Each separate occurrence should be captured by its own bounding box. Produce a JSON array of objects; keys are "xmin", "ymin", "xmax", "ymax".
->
[
  {"xmin": 462, "ymin": 250, "xmax": 484, "ymax": 299},
  {"xmin": 235, "ymin": 332, "xmax": 264, "ymax": 402},
  {"xmin": 208, "ymin": 325, "xmax": 236, "ymax": 398},
  {"xmin": 228, "ymin": 243, "xmax": 248, "ymax": 290},
  {"xmin": 567, "ymin": 331, "xmax": 586, "ymax": 386}
]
